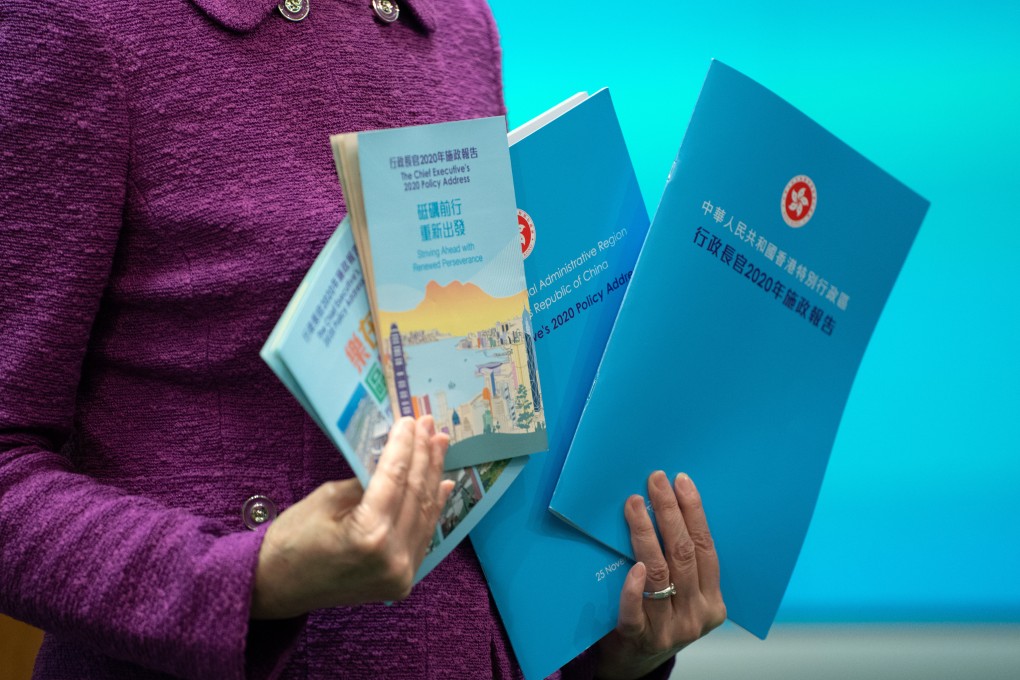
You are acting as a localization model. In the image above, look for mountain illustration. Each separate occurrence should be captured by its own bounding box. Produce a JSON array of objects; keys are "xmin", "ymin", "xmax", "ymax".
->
[{"xmin": 381, "ymin": 280, "xmax": 529, "ymax": 337}]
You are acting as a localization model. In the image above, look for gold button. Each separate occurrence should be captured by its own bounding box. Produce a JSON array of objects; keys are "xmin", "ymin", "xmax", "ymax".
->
[{"xmin": 372, "ymin": 0, "xmax": 399, "ymax": 23}]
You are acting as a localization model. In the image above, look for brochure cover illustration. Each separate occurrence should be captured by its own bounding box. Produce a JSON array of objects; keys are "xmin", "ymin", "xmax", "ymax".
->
[
  {"xmin": 470, "ymin": 89, "xmax": 650, "ymax": 680},
  {"xmin": 261, "ymin": 218, "xmax": 526, "ymax": 582},
  {"xmin": 549, "ymin": 61, "xmax": 930, "ymax": 638},
  {"xmin": 331, "ymin": 117, "xmax": 547, "ymax": 471}
]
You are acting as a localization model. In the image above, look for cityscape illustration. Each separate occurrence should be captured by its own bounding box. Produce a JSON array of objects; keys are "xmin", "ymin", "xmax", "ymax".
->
[{"xmin": 386, "ymin": 302, "xmax": 544, "ymax": 445}]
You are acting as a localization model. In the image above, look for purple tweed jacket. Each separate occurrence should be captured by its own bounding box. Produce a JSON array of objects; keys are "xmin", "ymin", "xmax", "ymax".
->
[{"xmin": 0, "ymin": 1, "xmax": 677, "ymax": 678}]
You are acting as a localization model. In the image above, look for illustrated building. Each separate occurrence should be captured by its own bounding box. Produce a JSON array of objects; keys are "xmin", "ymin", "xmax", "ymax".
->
[
  {"xmin": 389, "ymin": 323, "xmax": 414, "ymax": 417},
  {"xmin": 521, "ymin": 309, "xmax": 542, "ymax": 413}
]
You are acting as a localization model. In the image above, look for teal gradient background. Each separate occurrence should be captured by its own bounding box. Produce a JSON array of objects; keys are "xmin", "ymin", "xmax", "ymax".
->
[{"xmin": 488, "ymin": 0, "xmax": 1020, "ymax": 622}]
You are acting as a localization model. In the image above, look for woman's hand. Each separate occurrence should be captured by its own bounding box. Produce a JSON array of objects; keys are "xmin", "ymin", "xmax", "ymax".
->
[
  {"xmin": 595, "ymin": 471, "xmax": 726, "ymax": 679},
  {"xmin": 250, "ymin": 415, "xmax": 453, "ymax": 619}
]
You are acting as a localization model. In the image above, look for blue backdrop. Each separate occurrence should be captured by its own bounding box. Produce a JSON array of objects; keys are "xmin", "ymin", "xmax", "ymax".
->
[{"xmin": 488, "ymin": 0, "xmax": 1020, "ymax": 623}]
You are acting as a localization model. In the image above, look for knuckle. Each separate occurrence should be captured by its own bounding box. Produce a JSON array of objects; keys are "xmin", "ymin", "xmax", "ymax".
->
[
  {"xmin": 678, "ymin": 619, "xmax": 703, "ymax": 644},
  {"xmin": 672, "ymin": 610, "xmax": 709, "ymax": 644},
  {"xmin": 320, "ymin": 480, "xmax": 344, "ymax": 499},
  {"xmin": 633, "ymin": 521, "xmax": 658, "ymax": 544},
  {"xmin": 686, "ymin": 601, "xmax": 728, "ymax": 640},
  {"xmin": 615, "ymin": 617, "xmax": 644, "ymax": 640},
  {"xmin": 667, "ymin": 537, "xmax": 697, "ymax": 570},
  {"xmin": 386, "ymin": 459, "xmax": 410, "ymax": 485},
  {"xmin": 410, "ymin": 478, "xmax": 438, "ymax": 520},
  {"xmin": 349, "ymin": 516, "xmax": 389, "ymax": 560},
  {"xmin": 351, "ymin": 532, "xmax": 385, "ymax": 563},
  {"xmin": 644, "ymin": 558, "xmax": 671, "ymax": 586},
  {"xmin": 688, "ymin": 527, "xmax": 715, "ymax": 553},
  {"xmin": 418, "ymin": 494, "xmax": 438, "ymax": 525},
  {"xmin": 652, "ymin": 631, "xmax": 677, "ymax": 655},
  {"xmin": 708, "ymin": 600, "xmax": 728, "ymax": 630}
]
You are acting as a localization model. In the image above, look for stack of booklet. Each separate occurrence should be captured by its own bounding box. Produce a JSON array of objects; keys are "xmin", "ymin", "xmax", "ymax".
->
[
  {"xmin": 261, "ymin": 116, "xmax": 541, "ymax": 581},
  {"xmin": 262, "ymin": 61, "xmax": 928, "ymax": 680}
]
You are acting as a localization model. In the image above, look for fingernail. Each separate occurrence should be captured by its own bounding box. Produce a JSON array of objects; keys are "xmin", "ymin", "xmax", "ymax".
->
[
  {"xmin": 628, "ymin": 495, "xmax": 645, "ymax": 512},
  {"xmin": 676, "ymin": 472, "xmax": 694, "ymax": 492},
  {"xmin": 653, "ymin": 470, "xmax": 670, "ymax": 491}
]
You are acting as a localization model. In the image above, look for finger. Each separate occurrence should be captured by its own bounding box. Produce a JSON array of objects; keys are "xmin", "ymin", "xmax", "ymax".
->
[
  {"xmin": 648, "ymin": 469, "xmax": 699, "ymax": 607},
  {"xmin": 360, "ymin": 416, "xmax": 416, "ymax": 519},
  {"xmin": 624, "ymin": 493, "xmax": 670, "ymax": 590},
  {"xmin": 395, "ymin": 417, "xmax": 436, "ymax": 537},
  {"xmin": 424, "ymin": 424, "xmax": 449, "ymax": 502},
  {"xmin": 615, "ymin": 561, "xmax": 649, "ymax": 639},
  {"xmin": 437, "ymin": 478, "xmax": 455, "ymax": 511},
  {"xmin": 675, "ymin": 473, "xmax": 721, "ymax": 597},
  {"xmin": 422, "ymin": 432, "xmax": 451, "ymax": 528},
  {"xmin": 424, "ymin": 432, "xmax": 450, "ymax": 529},
  {"xmin": 418, "ymin": 477, "xmax": 455, "ymax": 563},
  {"xmin": 623, "ymin": 492, "xmax": 672, "ymax": 630}
]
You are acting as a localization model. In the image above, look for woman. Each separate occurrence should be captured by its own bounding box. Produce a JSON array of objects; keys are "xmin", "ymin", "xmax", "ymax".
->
[{"xmin": 0, "ymin": 1, "xmax": 725, "ymax": 677}]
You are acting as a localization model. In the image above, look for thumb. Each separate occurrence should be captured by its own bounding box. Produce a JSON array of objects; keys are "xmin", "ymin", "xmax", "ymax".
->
[{"xmin": 616, "ymin": 561, "xmax": 648, "ymax": 639}]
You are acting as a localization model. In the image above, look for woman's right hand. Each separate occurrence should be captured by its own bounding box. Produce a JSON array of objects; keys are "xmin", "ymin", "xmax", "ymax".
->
[{"xmin": 250, "ymin": 415, "xmax": 453, "ymax": 619}]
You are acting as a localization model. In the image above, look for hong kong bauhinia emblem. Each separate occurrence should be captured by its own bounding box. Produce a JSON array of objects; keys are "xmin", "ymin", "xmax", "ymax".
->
[
  {"xmin": 518, "ymin": 209, "xmax": 536, "ymax": 260},
  {"xmin": 781, "ymin": 175, "xmax": 817, "ymax": 228}
]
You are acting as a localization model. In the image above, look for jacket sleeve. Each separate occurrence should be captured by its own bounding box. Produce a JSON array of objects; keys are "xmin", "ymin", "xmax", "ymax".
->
[{"xmin": 0, "ymin": 6, "xmax": 300, "ymax": 678}]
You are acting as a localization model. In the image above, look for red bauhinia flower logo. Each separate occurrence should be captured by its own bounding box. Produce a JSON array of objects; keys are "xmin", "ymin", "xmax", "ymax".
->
[
  {"xmin": 781, "ymin": 175, "xmax": 817, "ymax": 228},
  {"xmin": 518, "ymin": 209, "xmax": 536, "ymax": 259}
]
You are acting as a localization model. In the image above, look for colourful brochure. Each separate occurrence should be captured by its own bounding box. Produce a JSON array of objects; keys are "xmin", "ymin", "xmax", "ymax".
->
[
  {"xmin": 550, "ymin": 61, "xmax": 930, "ymax": 638},
  {"xmin": 331, "ymin": 117, "xmax": 548, "ymax": 470},
  {"xmin": 261, "ymin": 218, "xmax": 526, "ymax": 582},
  {"xmin": 471, "ymin": 89, "xmax": 650, "ymax": 679}
]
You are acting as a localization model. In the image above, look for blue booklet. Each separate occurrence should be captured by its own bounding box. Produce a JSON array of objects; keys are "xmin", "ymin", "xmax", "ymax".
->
[
  {"xmin": 549, "ymin": 61, "xmax": 930, "ymax": 638},
  {"xmin": 261, "ymin": 218, "xmax": 526, "ymax": 582},
  {"xmin": 331, "ymin": 117, "xmax": 547, "ymax": 470},
  {"xmin": 470, "ymin": 89, "xmax": 651, "ymax": 680}
]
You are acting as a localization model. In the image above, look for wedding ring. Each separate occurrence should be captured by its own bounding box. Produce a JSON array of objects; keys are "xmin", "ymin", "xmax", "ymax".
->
[{"xmin": 642, "ymin": 582, "xmax": 677, "ymax": 600}]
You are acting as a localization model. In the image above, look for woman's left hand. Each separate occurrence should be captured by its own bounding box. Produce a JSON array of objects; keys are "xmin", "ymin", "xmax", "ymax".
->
[{"xmin": 595, "ymin": 471, "xmax": 727, "ymax": 679}]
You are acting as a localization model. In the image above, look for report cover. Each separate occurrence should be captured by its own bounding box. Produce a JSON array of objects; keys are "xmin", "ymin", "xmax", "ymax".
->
[
  {"xmin": 261, "ymin": 218, "xmax": 526, "ymax": 582},
  {"xmin": 331, "ymin": 117, "xmax": 547, "ymax": 470},
  {"xmin": 549, "ymin": 61, "xmax": 930, "ymax": 638},
  {"xmin": 470, "ymin": 89, "xmax": 651, "ymax": 680}
]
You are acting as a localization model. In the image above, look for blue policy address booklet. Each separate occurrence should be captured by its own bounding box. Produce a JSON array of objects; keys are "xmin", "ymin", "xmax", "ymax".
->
[
  {"xmin": 471, "ymin": 89, "xmax": 650, "ymax": 680},
  {"xmin": 331, "ymin": 117, "xmax": 547, "ymax": 471},
  {"xmin": 550, "ymin": 61, "xmax": 929, "ymax": 638}
]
